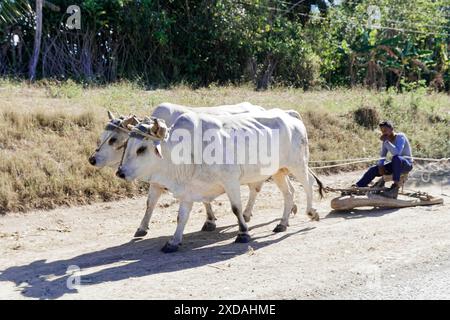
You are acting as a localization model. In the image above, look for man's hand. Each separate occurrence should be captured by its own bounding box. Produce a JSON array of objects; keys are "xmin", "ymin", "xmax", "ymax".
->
[
  {"xmin": 388, "ymin": 133, "xmax": 396, "ymax": 143},
  {"xmin": 378, "ymin": 165, "xmax": 386, "ymax": 176},
  {"xmin": 380, "ymin": 133, "xmax": 396, "ymax": 143}
]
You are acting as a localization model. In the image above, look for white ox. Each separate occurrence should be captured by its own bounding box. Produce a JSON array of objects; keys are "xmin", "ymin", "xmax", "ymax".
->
[
  {"xmin": 117, "ymin": 108, "xmax": 323, "ymax": 253},
  {"xmin": 89, "ymin": 102, "xmax": 276, "ymax": 237}
]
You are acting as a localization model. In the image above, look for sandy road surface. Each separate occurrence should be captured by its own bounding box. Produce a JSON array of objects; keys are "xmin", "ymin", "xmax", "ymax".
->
[{"xmin": 0, "ymin": 171, "xmax": 449, "ymax": 300}]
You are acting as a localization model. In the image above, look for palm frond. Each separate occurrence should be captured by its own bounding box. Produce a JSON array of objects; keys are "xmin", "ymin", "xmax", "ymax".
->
[{"xmin": 0, "ymin": 0, "xmax": 32, "ymax": 26}]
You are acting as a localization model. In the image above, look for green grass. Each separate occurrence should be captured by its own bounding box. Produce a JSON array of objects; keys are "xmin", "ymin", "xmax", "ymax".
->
[{"xmin": 0, "ymin": 79, "xmax": 449, "ymax": 213}]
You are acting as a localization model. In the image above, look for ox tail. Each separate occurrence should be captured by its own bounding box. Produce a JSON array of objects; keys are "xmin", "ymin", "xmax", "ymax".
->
[{"xmin": 308, "ymin": 167, "xmax": 324, "ymax": 199}]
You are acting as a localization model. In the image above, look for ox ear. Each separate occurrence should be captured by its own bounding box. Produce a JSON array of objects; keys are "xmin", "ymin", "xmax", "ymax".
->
[
  {"xmin": 153, "ymin": 142, "xmax": 163, "ymax": 159},
  {"xmin": 107, "ymin": 110, "xmax": 115, "ymax": 120}
]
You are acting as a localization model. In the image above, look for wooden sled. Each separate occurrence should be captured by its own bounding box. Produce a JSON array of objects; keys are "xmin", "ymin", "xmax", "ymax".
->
[
  {"xmin": 327, "ymin": 173, "xmax": 444, "ymax": 211},
  {"xmin": 331, "ymin": 193, "xmax": 444, "ymax": 211}
]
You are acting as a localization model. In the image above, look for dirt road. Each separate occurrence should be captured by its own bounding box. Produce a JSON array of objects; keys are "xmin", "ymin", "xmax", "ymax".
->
[{"xmin": 0, "ymin": 171, "xmax": 449, "ymax": 300}]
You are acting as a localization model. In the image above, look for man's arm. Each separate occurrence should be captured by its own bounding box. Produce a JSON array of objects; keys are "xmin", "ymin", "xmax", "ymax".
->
[{"xmin": 384, "ymin": 134, "xmax": 406, "ymax": 156}]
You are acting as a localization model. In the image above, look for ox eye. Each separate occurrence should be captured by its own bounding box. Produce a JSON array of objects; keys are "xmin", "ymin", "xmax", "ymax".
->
[
  {"xmin": 136, "ymin": 146, "xmax": 147, "ymax": 156},
  {"xmin": 108, "ymin": 137, "xmax": 117, "ymax": 145}
]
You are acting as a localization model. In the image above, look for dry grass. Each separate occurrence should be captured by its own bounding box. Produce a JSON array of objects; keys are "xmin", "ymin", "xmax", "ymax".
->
[
  {"xmin": 0, "ymin": 79, "xmax": 449, "ymax": 213},
  {"xmin": 0, "ymin": 107, "xmax": 148, "ymax": 213}
]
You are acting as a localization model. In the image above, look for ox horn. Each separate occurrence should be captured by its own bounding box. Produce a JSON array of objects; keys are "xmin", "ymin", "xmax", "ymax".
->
[
  {"xmin": 107, "ymin": 110, "xmax": 115, "ymax": 120},
  {"xmin": 154, "ymin": 142, "xmax": 163, "ymax": 159}
]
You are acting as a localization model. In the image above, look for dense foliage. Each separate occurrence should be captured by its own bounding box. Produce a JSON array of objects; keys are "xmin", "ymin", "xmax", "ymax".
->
[{"xmin": 0, "ymin": 0, "xmax": 449, "ymax": 90}]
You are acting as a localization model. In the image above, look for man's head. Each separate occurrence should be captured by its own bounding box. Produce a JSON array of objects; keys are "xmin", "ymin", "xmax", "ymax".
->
[{"xmin": 379, "ymin": 120, "xmax": 394, "ymax": 137}]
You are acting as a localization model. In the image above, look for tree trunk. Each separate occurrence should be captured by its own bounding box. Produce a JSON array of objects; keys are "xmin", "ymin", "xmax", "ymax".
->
[
  {"xmin": 81, "ymin": 31, "xmax": 94, "ymax": 81},
  {"xmin": 256, "ymin": 55, "xmax": 278, "ymax": 91},
  {"xmin": 29, "ymin": 0, "xmax": 43, "ymax": 81}
]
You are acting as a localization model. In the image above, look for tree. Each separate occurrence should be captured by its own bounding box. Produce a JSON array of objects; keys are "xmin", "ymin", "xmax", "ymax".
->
[{"xmin": 29, "ymin": 0, "xmax": 43, "ymax": 81}]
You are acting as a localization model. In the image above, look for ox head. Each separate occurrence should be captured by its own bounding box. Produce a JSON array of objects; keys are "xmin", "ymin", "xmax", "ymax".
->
[
  {"xmin": 116, "ymin": 117, "xmax": 169, "ymax": 181},
  {"xmin": 88, "ymin": 111, "xmax": 140, "ymax": 168}
]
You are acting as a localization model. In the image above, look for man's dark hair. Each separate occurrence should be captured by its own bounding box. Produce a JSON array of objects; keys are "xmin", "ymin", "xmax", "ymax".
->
[{"xmin": 379, "ymin": 121, "xmax": 394, "ymax": 129}]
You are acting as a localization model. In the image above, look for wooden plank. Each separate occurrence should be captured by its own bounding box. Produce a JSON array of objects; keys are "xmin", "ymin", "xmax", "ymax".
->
[{"xmin": 331, "ymin": 195, "xmax": 444, "ymax": 211}]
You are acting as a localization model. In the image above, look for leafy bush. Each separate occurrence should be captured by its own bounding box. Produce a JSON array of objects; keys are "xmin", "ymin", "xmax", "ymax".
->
[
  {"xmin": 1, "ymin": 1, "xmax": 448, "ymax": 90},
  {"xmin": 353, "ymin": 106, "xmax": 380, "ymax": 129}
]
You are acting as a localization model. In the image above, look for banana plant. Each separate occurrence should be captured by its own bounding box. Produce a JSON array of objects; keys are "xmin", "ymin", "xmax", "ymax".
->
[{"xmin": 343, "ymin": 27, "xmax": 439, "ymax": 89}]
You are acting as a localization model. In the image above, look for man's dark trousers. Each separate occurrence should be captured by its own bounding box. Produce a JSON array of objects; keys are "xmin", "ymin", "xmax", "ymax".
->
[{"xmin": 356, "ymin": 155, "xmax": 413, "ymax": 187}]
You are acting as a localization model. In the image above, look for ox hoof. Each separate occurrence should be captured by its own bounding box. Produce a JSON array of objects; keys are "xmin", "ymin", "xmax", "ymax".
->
[
  {"xmin": 307, "ymin": 210, "xmax": 320, "ymax": 221},
  {"xmin": 201, "ymin": 221, "xmax": 216, "ymax": 232},
  {"xmin": 243, "ymin": 214, "xmax": 252, "ymax": 223},
  {"xmin": 273, "ymin": 224, "xmax": 287, "ymax": 233},
  {"xmin": 291, "ymin": 204, "xmax": 298, "ymax": 215},
  {"xmin": 134, "ymin": 229, "xmax": 148, "ymax": 238},
  {"xmin": 235, "ymin": 233, "xmax": 251, "ymax": 243},
  {"xmin": 161, "ymin": 242, "xmax": 179, "ymax": 253}
]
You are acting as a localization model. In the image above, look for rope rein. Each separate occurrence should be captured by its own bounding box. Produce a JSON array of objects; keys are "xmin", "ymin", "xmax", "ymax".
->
[
  {"xmin": 119, "ymin": 139, "xmax": 128, "ymax": 167},
  {"xmin": 310, "ymin": 156, "xmax": 450, "ymax": 169},
  {"xmin": 90, "ymin": 121, "xmax": 131, "ymax": 158}
]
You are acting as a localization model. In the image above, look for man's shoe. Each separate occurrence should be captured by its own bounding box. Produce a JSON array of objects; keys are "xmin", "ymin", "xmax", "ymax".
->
[{"xmin": 381, "ymin": 184, "xmax": 399, "ymax": 199}]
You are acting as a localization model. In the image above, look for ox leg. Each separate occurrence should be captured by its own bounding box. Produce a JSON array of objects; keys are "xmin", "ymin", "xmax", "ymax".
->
[
  {"xmin": 272, "ymin": 172, "xmax": 295, "ymax": 233},
  {"xmin": 224, "ymin": 183, "xmax": 251, "ymax": 243},
  {"xmin": 243, "ymin": 181, "xmax": 263, "ymax": 223},
  {"xmin": 290, "ymin": 166, "xmax": 319, "ymax": 221},
  {"xmin": 201, "ymin": 202, "xmax": 217, "ymax": 232},
  {"xmin": 287, "ymin": 178, "xmax": 298, "ymax": 215},
  {"xmin": 161, "ymin": 201, "xmax": 193, "ymax": 253},
  {"xmin": 134, "ymin": 184, "xmax": 163, "ymax": 237}
]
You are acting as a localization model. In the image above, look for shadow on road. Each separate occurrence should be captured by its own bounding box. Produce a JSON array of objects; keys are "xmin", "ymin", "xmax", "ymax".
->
[
  {"xmin": 0, "ymin": 219, "xmax": 314, "ymax": 299},
  {"xmin": 324, "ymin": 207, "xmax": 400, "ymax": 220}
]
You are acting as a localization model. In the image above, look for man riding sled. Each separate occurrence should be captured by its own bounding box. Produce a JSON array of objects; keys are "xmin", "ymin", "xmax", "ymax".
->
[{"xmin": 354, "ymin": 121, "xmax": 413, "ymax": 199}]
